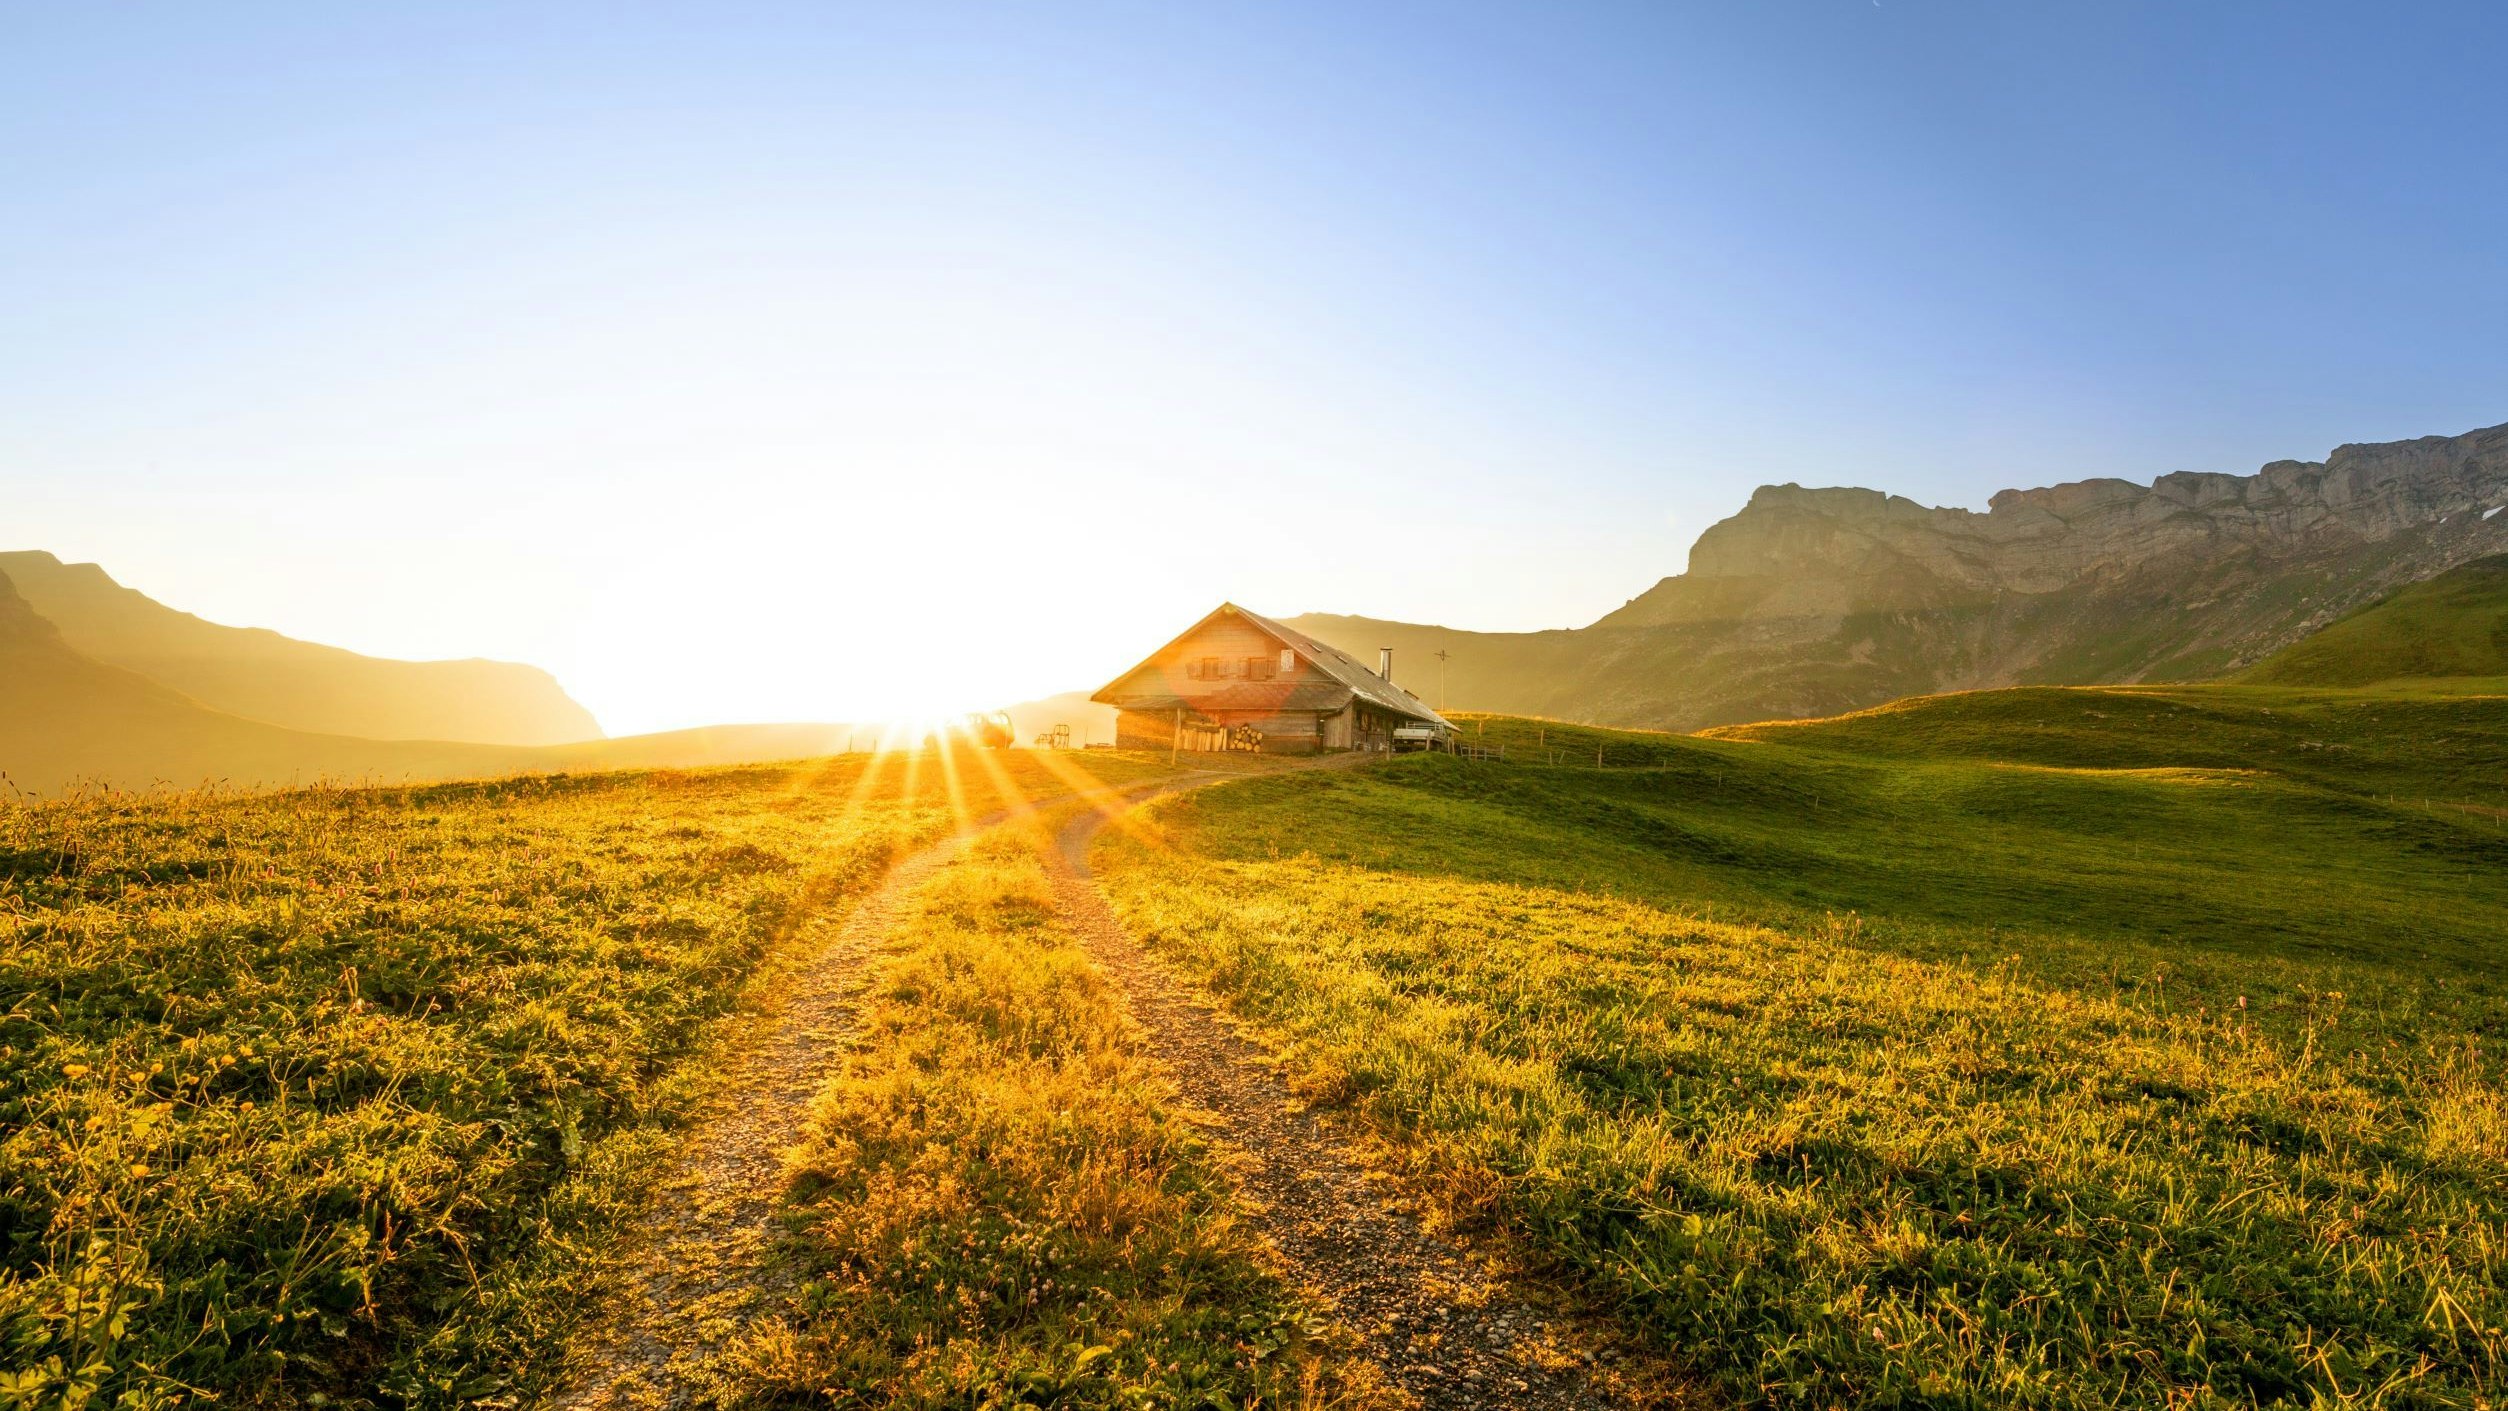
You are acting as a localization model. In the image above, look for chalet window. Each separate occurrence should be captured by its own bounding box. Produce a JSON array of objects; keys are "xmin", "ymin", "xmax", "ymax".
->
[
  {"xmin": 1200, "ymin": 656, "xmax": 1224, "ymax": 680},
  {"xmin": 1245, "ymin": 655, "xmax": 1276, "ymax": 681}
]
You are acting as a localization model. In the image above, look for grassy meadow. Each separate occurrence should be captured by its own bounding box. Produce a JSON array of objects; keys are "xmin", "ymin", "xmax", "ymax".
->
[
  {"xmin": 1098, "ymin": 687, "xmax": 2508, "ymax": 1408},
  {"xmin": 0, "ymin": 748, "xmax": 1161, "ymax": 1408},
  {"xmin": 9, "ymin": 677, "xmax": 2505, "ymax": 1409}
]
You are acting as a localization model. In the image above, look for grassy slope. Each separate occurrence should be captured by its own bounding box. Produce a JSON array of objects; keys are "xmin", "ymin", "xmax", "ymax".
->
[
  {"xmin": 1700, "ymin": 683, "xmax": 2508, "ymax": 803},
  {"xmin": 2238, "ymin": 553, "xmax": 2508, "ymax": 687},
  {"xmin": 1424, "ymin": 699, "xmax": 2508, "ymax": 995},
  {"xmin": 1099, "ymin": 692, "xmax": 2508, "ymax": 1408},
  {"xmin": 0, "ymin": 747, "xmax": 1164, "ymax": 1407}
]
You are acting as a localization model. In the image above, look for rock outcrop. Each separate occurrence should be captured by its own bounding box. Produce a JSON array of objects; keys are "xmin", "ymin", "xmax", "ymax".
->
[
  {"xmin": 1289, "ymin": 421, "xmax": 2508, "ymax": 731},
  {"xmin": 1614, "ymin": 421, "xmax": 2508, "ymax": 621}
]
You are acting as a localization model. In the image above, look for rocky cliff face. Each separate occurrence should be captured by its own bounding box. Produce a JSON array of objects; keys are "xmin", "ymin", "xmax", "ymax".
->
[
  {"xmin": 1613, "ymin": 421, "xmax": 2508, "ymax": 622},
  {"xmin": 1291, "ymin": 421, "xmax": 2508, "ymax": 731}
]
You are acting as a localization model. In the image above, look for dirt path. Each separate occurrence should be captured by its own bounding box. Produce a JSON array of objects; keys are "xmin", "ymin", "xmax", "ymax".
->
[
  {"xmin": 552, "ymin": 819, "xmax": 996, "ymax": 1409},
  {"xmin": 550, "ymin": 772, "xmax": 1217, "ymax": 1407},
  {"xmin": 1049, "ymin": 778, "xmax": 1625, "ymax": 1410}
]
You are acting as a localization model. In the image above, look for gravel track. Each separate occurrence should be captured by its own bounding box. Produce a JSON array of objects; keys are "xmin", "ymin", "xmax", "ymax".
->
[
  {"xmin": 1051, "ymin": 777, "xmax": 1626, "ymax": 1410},
  {"xmin": 551, "ymin": 821, "xmax": 991, "ymax": 1409},
  {"xmin": 554, "ymin": 762, "xmax": 1641, "ymax": 1408}
]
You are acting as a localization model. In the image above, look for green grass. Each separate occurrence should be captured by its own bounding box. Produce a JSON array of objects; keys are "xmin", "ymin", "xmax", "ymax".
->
[
  {"xmin": 19, "ymin": 675, "xmax": 2508, "ymax": 1407},
  {"xmin": 1698, "ymin": 682, "xmax": 2508, "ymax": 804},
  {"xmin": 1337, "ymin": 699, "xmax": 2508, "ymax": 1017},
  {"xmin": 2240, "ymin": 555, "xmax": 2508, "ymax": 687},
  {"xmin": 0, "ymin": 749, "xmax": 1163, "ymax": 1408},
  {"xmin": 1098, "ymin": 689, "xmax": 2508, "ymax": 1408},
  {"xmin": 722, "ymin": 812, "xmax": 1383, "ymax": 1409}
]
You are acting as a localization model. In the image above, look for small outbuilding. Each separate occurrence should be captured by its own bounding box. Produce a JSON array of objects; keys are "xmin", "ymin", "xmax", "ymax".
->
[{"xmin": 1092, "ymin": 603, "xmax": 1454, "ymax": 754}]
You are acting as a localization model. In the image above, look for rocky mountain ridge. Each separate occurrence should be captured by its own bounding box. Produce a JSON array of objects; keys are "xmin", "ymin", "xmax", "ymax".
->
[
  {"xmin": 1289, "ymin": 420, "xmax": 2508, "ymax": 730},
  {"xmin": 1608, "ymin": 421, "xmax": 2508, "ymax": 621}
]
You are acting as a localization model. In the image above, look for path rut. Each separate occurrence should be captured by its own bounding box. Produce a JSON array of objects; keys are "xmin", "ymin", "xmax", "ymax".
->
[
  {"xmin": 555, "ymin": 766, "xmax": 1636, "ymax": 1408},
  {"xmin": 1050, "ymin": 780, "xmax": 1624, "ymax": 1410},
  {"xmin": 553, "ymin": 822, "xmax": 987, "ymax": 1409}
]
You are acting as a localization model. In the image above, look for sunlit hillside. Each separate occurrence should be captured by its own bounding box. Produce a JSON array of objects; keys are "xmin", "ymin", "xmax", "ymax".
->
[
  {"xmin": 1095, "ymin": 695, "xmax": 2508, "ymax": 1407},
  {"xmin": 13, "ymin": 673, "xmax": 2508, "ymax": 1406},
  {"xmin": 0, "ymin": 745, "xmax": 1175, "ymax": 1403},
  {"xmin": 2238, "ymin": 551, "xmax": 2508, "ymax": 687}
]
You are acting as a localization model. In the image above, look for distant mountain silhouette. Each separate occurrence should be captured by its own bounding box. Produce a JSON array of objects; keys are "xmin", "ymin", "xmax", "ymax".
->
[
  {"xmin": 0, "ymin": 565, "xmax": 521, "ymax": 795},
  {"xmin": 0, "ymin": 565, "xmax": 877, "ymax": 797},
  {"xmin": 1287, "ymin": 421, "xmax": 2508, "ymax": 730},
  {"xmin": 0, "ymin": 551, "xmax": 600, "ymax": 745}
]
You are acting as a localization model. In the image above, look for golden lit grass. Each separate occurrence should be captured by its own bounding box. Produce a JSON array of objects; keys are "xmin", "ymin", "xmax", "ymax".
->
[
  {"xmin": 0, "ymin": 748, "xmax": 1165, "ymax": 1407},
  {"xmin": 1691, "ymin": 682, "xmax": 2508, "ymax": 808},
  {"xmin": 1102, "ymin": 837, "xmax": 2508, "ymax": 1408},
  {"xmin": 722, "ymin": 815, "xmax": 1384, "ymax": 1409},
  {"xmin": 1097, "ymin": 708, "xmax": 2508, "ymax": 1408}
]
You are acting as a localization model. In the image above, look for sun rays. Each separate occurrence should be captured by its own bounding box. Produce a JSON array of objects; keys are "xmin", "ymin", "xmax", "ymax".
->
[
  {"xmin": 1011, "ymin": 733, "xmax": 1180, "ymax": 855},
  {"xmin": 783, "ymin": 705, "xmax": 1192, "ymax": 879}
]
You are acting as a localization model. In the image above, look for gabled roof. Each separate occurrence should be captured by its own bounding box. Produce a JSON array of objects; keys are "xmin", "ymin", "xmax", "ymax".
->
[{"xmin": 1092, "ymin": 602, "xmax": 1451, "ymax": 727}]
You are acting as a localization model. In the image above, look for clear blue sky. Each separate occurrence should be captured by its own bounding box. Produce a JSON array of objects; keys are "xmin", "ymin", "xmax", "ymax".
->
[{"xmin": 6, "ymin": 3, "xmax": 2504, "ymax": 730}]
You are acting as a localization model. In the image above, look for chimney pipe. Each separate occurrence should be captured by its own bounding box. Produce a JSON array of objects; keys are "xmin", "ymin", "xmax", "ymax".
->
[{"xmin": 1378, "ymin": 648, "xmax": 1393, "ymax": 680}]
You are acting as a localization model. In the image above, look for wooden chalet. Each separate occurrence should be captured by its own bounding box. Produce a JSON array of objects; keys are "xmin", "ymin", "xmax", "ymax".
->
[{"xmin": 1092, "ymin": 603, "xmax": 1454, "ymax": 754}]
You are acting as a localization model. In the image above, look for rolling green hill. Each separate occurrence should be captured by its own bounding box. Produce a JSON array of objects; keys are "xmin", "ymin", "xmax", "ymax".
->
[
  {"xmin": 1099, "ymin": 690, "xmax": 2508, "ymax": 1407},
  {"xmin": 0, "ymin": 550, "xmax": 602, "ymax": 745},
  {"xmin": 2237, "ymin": 551, "xmax": 2508, "ymax": 686},
  {"xmin": 1699, "ymin": 679, "xmax": 2508, "ymax": 803},
  {"xmin": 14, "ymin": 667, "xmax": 2507, "ymax": 1405}
]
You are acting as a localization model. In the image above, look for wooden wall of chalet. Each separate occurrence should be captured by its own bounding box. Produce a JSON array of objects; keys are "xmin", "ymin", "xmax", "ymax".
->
[
  {"xmin": 1114, "ymin": 707, "xmax": 1325, "ymax": 754},
  {"xmin": 1114, "ymin": 710, "xmax": 1176, "ymax": 752},
  {"xmin": 1102, "ymin": 612, "xmax": 1340, "ymax": 754},
  {"xmin": 1157, "ymin": 619, "xmax": 1307, "ymax": 693},
  {"xmin": 1101, "ymin": 607, "xmax": 1443, "ymax": 755},
  {"xmin": 1350, "ymin": 704, "xmax": 1399, "ymax": 751}
]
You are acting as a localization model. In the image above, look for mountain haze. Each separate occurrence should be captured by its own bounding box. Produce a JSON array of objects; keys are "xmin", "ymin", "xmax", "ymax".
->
[
  {"xmin": 0, "ymin": 565, "xmax": 877, "ymax": 796},
  {"xmin": 0, "ymin": 566, "xmax": 519, "ymax": 796},
  {"xmin": 1291, "ymin": 421, "xmax": 2508, "ymax": 729},
  {"xmin": 0, "ymin": 550, "xmax": 601, "ymax": 745}
]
